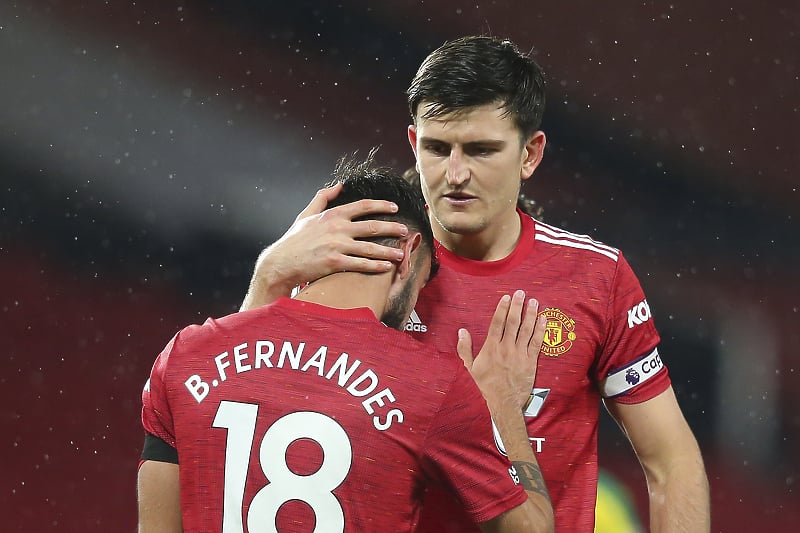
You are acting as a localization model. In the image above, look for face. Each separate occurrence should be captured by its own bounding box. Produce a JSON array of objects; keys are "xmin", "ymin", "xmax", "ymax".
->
[
  {"xmin": 381, "ymin": 252, "xmax": 431, "ymax": 330},
  {"xmin": 408, "ymin": 102, "xmax": 544, "ymax": 255}
]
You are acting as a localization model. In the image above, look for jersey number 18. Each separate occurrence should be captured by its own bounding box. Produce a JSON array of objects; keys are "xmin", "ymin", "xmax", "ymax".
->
[{"xmin": 212, "ymin": 401, "xmax": 353, "ymax": 532}]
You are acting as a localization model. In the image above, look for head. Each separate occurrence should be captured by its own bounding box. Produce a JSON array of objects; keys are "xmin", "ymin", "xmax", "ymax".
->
[
  {"xmin": 326, "ymin": 150, "xmax": 439, "ymax": 330},
  {"xmin": 407, "ymin": 35, "xmax": 546, "ymax": 142},
  {"xmin": 406, "ymin": 36, "xmax": 548, "ymax": 254}
]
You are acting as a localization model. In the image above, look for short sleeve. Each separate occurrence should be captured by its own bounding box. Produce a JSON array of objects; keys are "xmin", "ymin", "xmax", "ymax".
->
[
  {"xmin": 595, "ymin": 253, "xmax": 670, "ymax": 404},
  {"xmin": 141, "ymin": 334, "xmax": 178, "ymax": 447},
  {"xmin": 422, "ymin": 363, "xmax": 527, "ymax": 524}
]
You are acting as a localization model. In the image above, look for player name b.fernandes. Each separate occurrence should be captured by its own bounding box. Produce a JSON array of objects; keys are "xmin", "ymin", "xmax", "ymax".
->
[{"xmin": 180, "ymin": 339, "xmax": 403, "ymax": 431}]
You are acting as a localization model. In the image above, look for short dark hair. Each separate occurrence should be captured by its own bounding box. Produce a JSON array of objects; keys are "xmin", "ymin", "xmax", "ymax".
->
[
  {"xmin": 326, "ymin": 149, "xmax": 439, "ymax": 279},
  {"xmin": 407, "ymin": 35, "xmax": 547, "ymax": 140}
]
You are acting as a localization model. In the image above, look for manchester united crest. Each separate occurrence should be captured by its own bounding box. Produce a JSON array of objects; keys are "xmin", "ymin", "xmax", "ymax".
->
[{"xmin": 539, "ymin": 307, "xmax": 577, "ymax": 357}]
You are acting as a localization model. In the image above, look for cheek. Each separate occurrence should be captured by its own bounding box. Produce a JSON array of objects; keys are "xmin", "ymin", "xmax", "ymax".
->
[
  {"xmin": 417, "ymin": 158, "xmax": 434, "ymax": 177},
  {"xmin": 418, "ymin": 171, "xmax": 440, "ymax": 199},
  {"xmin": 419, "ymin": 180, "xmax": 433, "ymax": 204},
  {"xmin": 485, "ymin": 174, "xmax": 521, "ymax": 208}
]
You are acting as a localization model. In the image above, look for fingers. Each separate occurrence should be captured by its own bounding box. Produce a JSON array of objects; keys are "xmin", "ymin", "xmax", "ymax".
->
[
  {"xmin": 345, "ymin": 238, "xmax": 405, "ymax": 262},
  {"xmin": 299, "ymin": 187, "xmax": 403, "ymax": 224},
  {"xmin": 516, "ymin": 297, "xmax": 540, "ymax": 347},
  {"xmin": 456, "ymin": 328, "xmax": 475, "ymax": 370},
  {"xmin": 286, "ymin": 187, "xmax": 420, "ymax": 281},
  {"xmin": 331, "ymin": 198, "xmax": 401, "ymax": 222},
  {"xmin": 529, "ymin": 305, "xmax": 547, "ymax": 359},
  {"xmin": 486, "ymin": 293, "xmax": 513, "ymax": 345},
  {"xmin": 327, "ymin": 256, "xmax": 396, "ymax": 274},
  {"xmin": 504, "ymin": 290, "xmax": 526, "ymax": 343},
  {"xmin": 298, "ymin": 182, "xmax": 343, "ymax": 220},
  {"xmin": 497, "ymin": 292, "xmax": 544, "ymax": 362},
  {"xmin": 310, "ymin": 196, "xmax": 409, "ymax": 244},
  {"xmin": 349, "ymin": 219, "xmax": 408, "ymax": 240}
]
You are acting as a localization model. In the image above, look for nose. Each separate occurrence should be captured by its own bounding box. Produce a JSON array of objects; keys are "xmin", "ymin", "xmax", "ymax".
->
[{"xmin": 446, "ymin": 147, "xmax": 469, "ymax": 186}]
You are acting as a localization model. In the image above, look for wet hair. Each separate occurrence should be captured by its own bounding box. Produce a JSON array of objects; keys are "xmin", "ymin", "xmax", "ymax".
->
[
  {"xmin": 401, "ymin": 166, "xmax": 543, "ymax": 221},
  {"xmin": 407, "ymin": 35, "xmax": 547, "ymax": 141},
  {"xmin": 326, "ymin": 149, "xmax": 439, "ymax": 279}
]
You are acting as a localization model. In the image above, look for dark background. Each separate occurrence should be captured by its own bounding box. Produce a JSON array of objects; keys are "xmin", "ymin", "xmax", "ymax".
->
[{"xmin": 2, "ymin": 1, "xmax": 798, "ymax": 530}]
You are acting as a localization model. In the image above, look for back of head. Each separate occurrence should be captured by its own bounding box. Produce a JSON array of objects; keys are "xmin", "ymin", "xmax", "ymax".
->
[
  {"xmin": 407, "ymin": 35, "xmax": 547, "ymax": 140},
  {"xmin": 327, "ymin": 149, "xmax": 439, "ymax": 277}
]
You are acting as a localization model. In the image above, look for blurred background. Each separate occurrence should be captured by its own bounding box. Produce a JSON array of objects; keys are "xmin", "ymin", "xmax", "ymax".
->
[{"xmin": 1, "ymin": 0, "xmax": 797, "ymax": 530}]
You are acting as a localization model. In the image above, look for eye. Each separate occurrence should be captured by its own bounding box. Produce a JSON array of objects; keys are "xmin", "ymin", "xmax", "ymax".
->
[
  {"xmin": 467, "ymin": 145, "xmax": 498, "ymax": 157},
  {"xmin": 423, "ymin": 142, "xmax": 449, "ymax": 156}
]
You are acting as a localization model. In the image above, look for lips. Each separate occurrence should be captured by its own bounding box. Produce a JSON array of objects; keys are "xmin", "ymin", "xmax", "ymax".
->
[
  {"xmin": 444, "ymin": 192, "xmax": 476, "ymax": 200},
  {"xmin": 442, "ymin": 193, "xmax": 477, "ymax": 208}
]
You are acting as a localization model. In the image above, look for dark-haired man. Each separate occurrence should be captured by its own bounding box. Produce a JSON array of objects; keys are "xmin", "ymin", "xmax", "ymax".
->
[
  {"xmin": 240, "ymin": 36, "xmax": 710, "ymax": 532},
  {"xmin": 138, "ymin": 153, "xmax": 553, "ymax": 532}
]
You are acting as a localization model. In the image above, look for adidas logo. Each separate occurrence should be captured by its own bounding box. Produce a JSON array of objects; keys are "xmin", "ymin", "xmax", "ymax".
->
[{"xmin": 404, "ymin": 309, "xmax": 428, "ymax": 333}]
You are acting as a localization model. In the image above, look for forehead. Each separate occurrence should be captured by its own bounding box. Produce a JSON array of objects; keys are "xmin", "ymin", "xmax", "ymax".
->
[{"xmin": 415, "ymin": 102, "xmax": 519, "ymax": 140}]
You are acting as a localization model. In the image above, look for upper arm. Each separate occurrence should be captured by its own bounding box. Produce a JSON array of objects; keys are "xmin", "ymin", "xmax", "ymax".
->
[
  {"xmin": 604, "ymin": 386, "xmax": 703, "ymax": 477},
  {"xmin": 137, "ymin": 460, "xmax": 182, "ymax": 533}
]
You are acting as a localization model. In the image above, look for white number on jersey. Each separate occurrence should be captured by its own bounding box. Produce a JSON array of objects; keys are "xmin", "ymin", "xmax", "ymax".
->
[{"xmin": 212, "ymin": 401, "xmax": 353, "ymax": 532}]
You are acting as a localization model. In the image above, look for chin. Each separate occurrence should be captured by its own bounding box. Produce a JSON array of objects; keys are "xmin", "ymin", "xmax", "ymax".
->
[
  {"xmin": 439, "ymin": 218, "xmax": 486, "ymax": 236},
  {"xmin": 433, "ymin": 209, "xmax": 465, "ymax": 230}
]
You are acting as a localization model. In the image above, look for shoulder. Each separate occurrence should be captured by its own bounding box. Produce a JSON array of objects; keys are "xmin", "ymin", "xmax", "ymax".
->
[
  {"xmin": 388, "ymin": 331, "xmax": 467, "ymax": 393},
  {"xmin": 530, "ymin": 217, "xmax": 622, "ymax": 264},
  {"xmin": 387, "ymin": 330, "xmax": 463, "ymax": 380},
  {"xmin": 176, "ymin": 304, "xmax": 279, "ymax": 344},
  {"xmin": 156, "ymin": 306, "xmax": 271, "ymax": 369}
]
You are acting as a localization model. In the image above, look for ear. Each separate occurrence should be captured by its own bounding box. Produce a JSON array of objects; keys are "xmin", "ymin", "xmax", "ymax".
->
[
  {"xmin": 520, "ymin": 131, "xmax": 547, "ymax": 182},
  {"xmin": 396, "ymin": 232, "xmax": 423, "ymax": 281},
  {"xmin": 408, "ymin": 124, "xmax": 419, "ymax": 164}
]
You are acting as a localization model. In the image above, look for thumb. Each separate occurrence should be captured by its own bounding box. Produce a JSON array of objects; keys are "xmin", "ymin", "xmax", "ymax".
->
[
  {"xmin": 456, "ymin": 328, "xmax": 475, "ymax": 370},
  {"xmin": 297, "ymin": 182, "xmax": 342, "ymax": 220}
]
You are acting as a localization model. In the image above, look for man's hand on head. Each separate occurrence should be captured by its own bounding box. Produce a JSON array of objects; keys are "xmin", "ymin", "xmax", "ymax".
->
[{"xmin": 241, "ymin": 182, "xmax": 409, "ymax": 311}]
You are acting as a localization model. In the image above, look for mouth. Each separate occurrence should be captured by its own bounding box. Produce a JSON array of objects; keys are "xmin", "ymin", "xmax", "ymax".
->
[{"xmin": 443, "ymin": 192, "xmax": 477, "ymax": 202}]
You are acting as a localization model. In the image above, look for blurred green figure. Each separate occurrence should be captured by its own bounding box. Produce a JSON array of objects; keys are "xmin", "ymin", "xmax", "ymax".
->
[{"xmin": 595, "ymin": 469, "xmax": 644, "ymax": 533}]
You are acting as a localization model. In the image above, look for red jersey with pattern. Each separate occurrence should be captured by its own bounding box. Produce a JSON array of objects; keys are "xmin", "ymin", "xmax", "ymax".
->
[
  {"xmin": 410, "ymin": 211, "xmax": 670, "ymax": 533},
  {"xmin": 141, "ymin": 297, "xmax": 526, "ymax": 533}
]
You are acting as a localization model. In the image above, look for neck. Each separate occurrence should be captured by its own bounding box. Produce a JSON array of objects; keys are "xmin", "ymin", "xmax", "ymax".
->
[
  {"xmin": 434, "ymin": 209, "xmax": 522, "ymax": 261},
  {"xmin": 293, "ymin": 271, "xmax": 392, "ymax": 322}
]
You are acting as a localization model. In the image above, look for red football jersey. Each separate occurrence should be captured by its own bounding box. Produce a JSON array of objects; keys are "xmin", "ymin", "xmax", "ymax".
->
[
  {"xmin": 409, "ymin": 211, "xmax": 671, "ymax": 532},
  {"xmin": 141, "ymin": 297, "xmax": 526, "ymax": 532}
]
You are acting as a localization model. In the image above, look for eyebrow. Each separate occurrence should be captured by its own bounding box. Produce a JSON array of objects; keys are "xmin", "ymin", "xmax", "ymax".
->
[{"xmin": 419, "ymin": 137, "xmax": 507, "ymax": 149}]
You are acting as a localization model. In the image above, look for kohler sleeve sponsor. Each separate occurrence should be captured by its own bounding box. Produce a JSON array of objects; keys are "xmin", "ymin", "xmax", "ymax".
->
[{"xmin": 627, "ymin": 299, "xmax": 652, "ymax": 329}]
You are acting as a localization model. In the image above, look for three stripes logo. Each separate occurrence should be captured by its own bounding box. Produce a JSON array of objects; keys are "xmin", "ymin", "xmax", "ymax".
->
[{"xmin": 404, "ymin": 309, "xmax": 428, "ymax": 333}]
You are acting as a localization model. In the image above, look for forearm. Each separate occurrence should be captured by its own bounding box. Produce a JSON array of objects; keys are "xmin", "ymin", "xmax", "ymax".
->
[
  {"xmin": 239, "ymin": 248, "xmax": 297, "ymax": 311},
  {"xmin": 646, "ymin": 452, "xmax": 710, "ymax": 533},
  {"xmin": 608, "ymin": 389, "xmax": 711, "ymax": 532},
  {"xmin": 491, "ymin": 402, "xmax": 553, "ymax": 530},
  {"xmin": 137, "ymin": 461, "xmax": 183, "ymax": 533}
]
